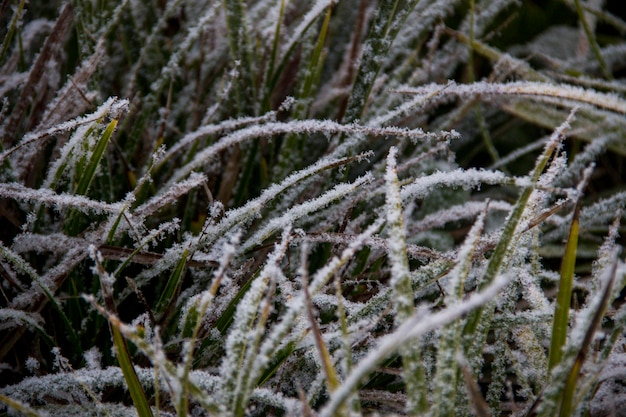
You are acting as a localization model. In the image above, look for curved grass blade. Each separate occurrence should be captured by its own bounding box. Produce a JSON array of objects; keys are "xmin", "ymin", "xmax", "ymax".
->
[
  {"xmin": 321, "ymin": 273, "xmax": 510, "ymax": 417},
  {"xmin": 90, "ymin": 247, "xmax": 153, "ymax": 417},
  {"xmin": 462, "ymin": 109, "xmax": 577, "ymax": 343},
  {"xmin": 385, "ymin": 147, "xmax": 427, "ymax": 414},
  {"xmin": 0, "ymin": 243, "xmax": 81, "ymax": 362},
  {"xmin": 0, "ymin": 393, "xmax": 42, "ymax": 417}
]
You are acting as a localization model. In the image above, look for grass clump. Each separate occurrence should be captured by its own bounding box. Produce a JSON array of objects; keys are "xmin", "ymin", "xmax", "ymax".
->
[{"xmin": 2, "ymin": 1, "xmax": 626, "ymax": 416}]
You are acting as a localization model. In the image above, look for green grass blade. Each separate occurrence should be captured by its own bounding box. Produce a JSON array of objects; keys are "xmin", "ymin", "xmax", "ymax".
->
[
  {"xmin": 574, "ymin": 0, "xmax": 612, "ymax": 80},
  {"xmin": 91, "ymin": 247, "xmax": 153, "ymax": 417},
  {"xmin": 343, "ymin": 0, "xmax": 419, "ymax": 124},
  {"xmin": 299, "ymin": 5, "xmax": 331, "ymax": 116},
  {"xmin": 155, "ymin": 248, "xmax": 189, "ymax": 321},
  {"xmin": 0, "ymin": 0, "xmax": 27, "ymax": 65},
  {"xmin": 223, "ymin": 0, "xmax": 254, "ymax": 114},
  {"xmin": 0, "ymin": 243, "xmax": 81, "ymax": 362},
  {"xmin": 463, "ymin": 110, "xmax": 576, "ymax": 339},
  {"xmin": 262, "ymin": 0, "xmax": 286, "ymax": 112},
  {"xmin": 548, "ymin": 203, "xmax": 581, "ymax": 372},
  {"xmin": 275, "ymin": 5, "xmax": 332, "ymax": 180},
  {"xmin": 74, "ymin": 119, "xmax": 118, "ymax": 196},
  {"xmin": 0, "ymin": 393, "xmax": 42, "ymax": 417},
  {"xmin": 434, "ymin": 208, "xmax": 487, "ymax": 417},
  {"xmin": 303, "ymin": 273, "xmax": 341, "ymax": 393},
  {"xmin": 111, "ymin": 324, "xmax": 154, "ymax": 417},
  {"xmin": 557, "ymin": 249, "xmax": 619, "ymax": 417}
]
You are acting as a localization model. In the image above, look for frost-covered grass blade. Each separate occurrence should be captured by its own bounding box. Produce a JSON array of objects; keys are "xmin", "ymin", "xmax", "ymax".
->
[{"xmin": 2, "ymin": 1, "xmax": 626, "ymax": 416}]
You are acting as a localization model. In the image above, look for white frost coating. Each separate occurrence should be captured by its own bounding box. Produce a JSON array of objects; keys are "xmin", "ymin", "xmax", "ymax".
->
[
  {"xmin": 384, "ymin": 146, "xmax": 413, "ymax": 317},
  {"xmin": 248, "ymin": 217, "xmax": 385, "ymax": 392},
  {"xmin": 445, "ymin": 209, "xmax": 486, "ymax": 302},
  {"xmin": 219, "ymin": 227, "xmax": 292, "ymax": 408},
  {"xmin": 240, "ymin": 174, "xmax": 373, "ymax": 253},
  {"xmin": 1, "ymin": 97, "xmax": 129, "ymax": 165},
  {"xmin": 0, "ymin": 308, "xmax": 44, "ymax": 332},
  {"xmin": 400, "ymin": 168, "xmax": 529, "ymax": 201},
  {"xmin": 568, "ymin": 251, "xmax": 620, "ymax": 349},
  {"xmin": 410, "ymin": 200, "xmax": 512, "ymax": 234},
  {"xmin": 167, "ymin": 119, "xmax": 433, "ymax": 187},
  {"xmin": 197, "ymin": 152, "xmax": 371, "ymax": 248},
  {"xmin": 12, "ymin": 232, "xmax": 85, "ymax": 255},
  {"xmin": 161, "ymin": 111, "xmax": 279, "ymax": 163},
  {"xmin": 281, "ymin": 0, "xmax": 336, "ymax": 62},
  {"xmin": 384, "ymin": 147, "xmax": 403, "ymax": 230},
  {"xmin": 320, "ymin": 273, "xmax": 511, "ymax": 417},
  {"xmin": 397, "ymin": 81, "xmax": 626, "ymax": 114},
  {"xmin": 0, "ymin": 183, "xmax": 125, "ymax": 214},
  {"xmin": 147, "ymin": 0, "xmax": 222, "ymax": 96},
  {"xmin": 134, "ymin": 172, "xmax": 207, "ymax": 217},
  {"xmin": 83, "ymin": 347, "xmax": 102, "ymax": 370}
]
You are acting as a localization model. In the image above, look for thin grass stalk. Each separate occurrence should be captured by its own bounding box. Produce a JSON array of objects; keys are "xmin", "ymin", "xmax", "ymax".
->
[
  {"xmin": 225, "ymin": 230, "xmax": 291, "ymax": 416},
  {"xmin": 574, "ymin": 0, "xmax": 612, "ymax": 80},
  {"xmin": 466, "ymin": 0, "xmax": 499, "ymax": 166},
  {"xmin": 434, "ymin": 208, "xmax": 487, "ymax": 417},
  {"xmin": 398, "ymin": 81, "xmax": 626, "ymax": 114},
  {"xmin": 2, "ymin": 2, "xmax": 74, "ymax": 146},
  {"xmin": 334, "ymin": 272, "xmax": 362, "ymax": 415},
  {"xmin": 385, "ymin": 147, "xmax": 427, "ymax": 414},
  {"xmin": 0, "ymin": 394, "xmax": 41, "ymax": 417},
  {"xmin": 302, "ymin": 260, "xmax": 346, "ymax": 416},
  {"xmin": 84, "ymin": 296, "xmax": 223, "ymax": 413},
  {"xmin": 548, "ymin": 202, "xmax": 581, "ymax": 371},
  {"xmin": 223, "ymin": 0, "xmax": 255, "ymax": 115},
  {"xmin": 321, "ymin": 273, "xmax": 510, "ymax": 417},
  {"xmin": 275, "ymin": 5, "xmax": 332, "ymax": 180},
  {"xmin": 154, "ymin": 248, "xmax": 189, "ymax": 322},
  {"xmin": 267, "ymin": 0, "xmax": 334, "ymax": 94},
  {"xmin": 247, "ymin": 218, "xmax": 385, "ymax": 403},
  {"xmin": 0, "ymin": 0, "xmax": 26, "ymax": 66},
  {"xmin": 90, "ymin": 247, "xmax": 153, "ymax": 417},
  {"xmin": 0, "ymin": 243, "xmax": 81, "ymax": 361},
  {"xmin": 261, "ymin": 0, "xmax": 286, "ymax": 113},
  {"xmin": 462, "ymin": 109, "xmax": 575, "ymax": 343}
]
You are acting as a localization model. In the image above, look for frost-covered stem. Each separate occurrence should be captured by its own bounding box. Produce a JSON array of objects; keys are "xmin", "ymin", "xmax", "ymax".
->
[
  {"xmin": 220, "ymin": 228, "xmax": 291, "ymax": 416},
  {"xmin": 322, "ymin": 274, "xmax": 510, "ymax": 417},
  {"xmin": 397, "ymin": 81, "xmax": 626, "ymax": 114},
  {"xmin": 178, "ymin": 233, "xmax": 239, "ymax": 416},
  {"xmin": 223, "ymin": 0, "xmax": 255, "ymax": 115},
  {"xmin": 192, "ymin": 153, "xmax": 370, "ymax": 255},
  {"xmin": 385, "ymin": 147, "xmax": 427, "ymax": 414},
  {"xmin": 248, "ymin": 218, "xmax": 385, "ymax": 398},
  {"xmin": 434, "ymin": 209, "xmax": 486, "ymax": 417},
  {"xmin": 343, "ymin": 0, "xmax": 420, "ymax": 124},
  {"xmin": 462, "ymin": 109, "xmax": 575, "ymax": 344}
]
